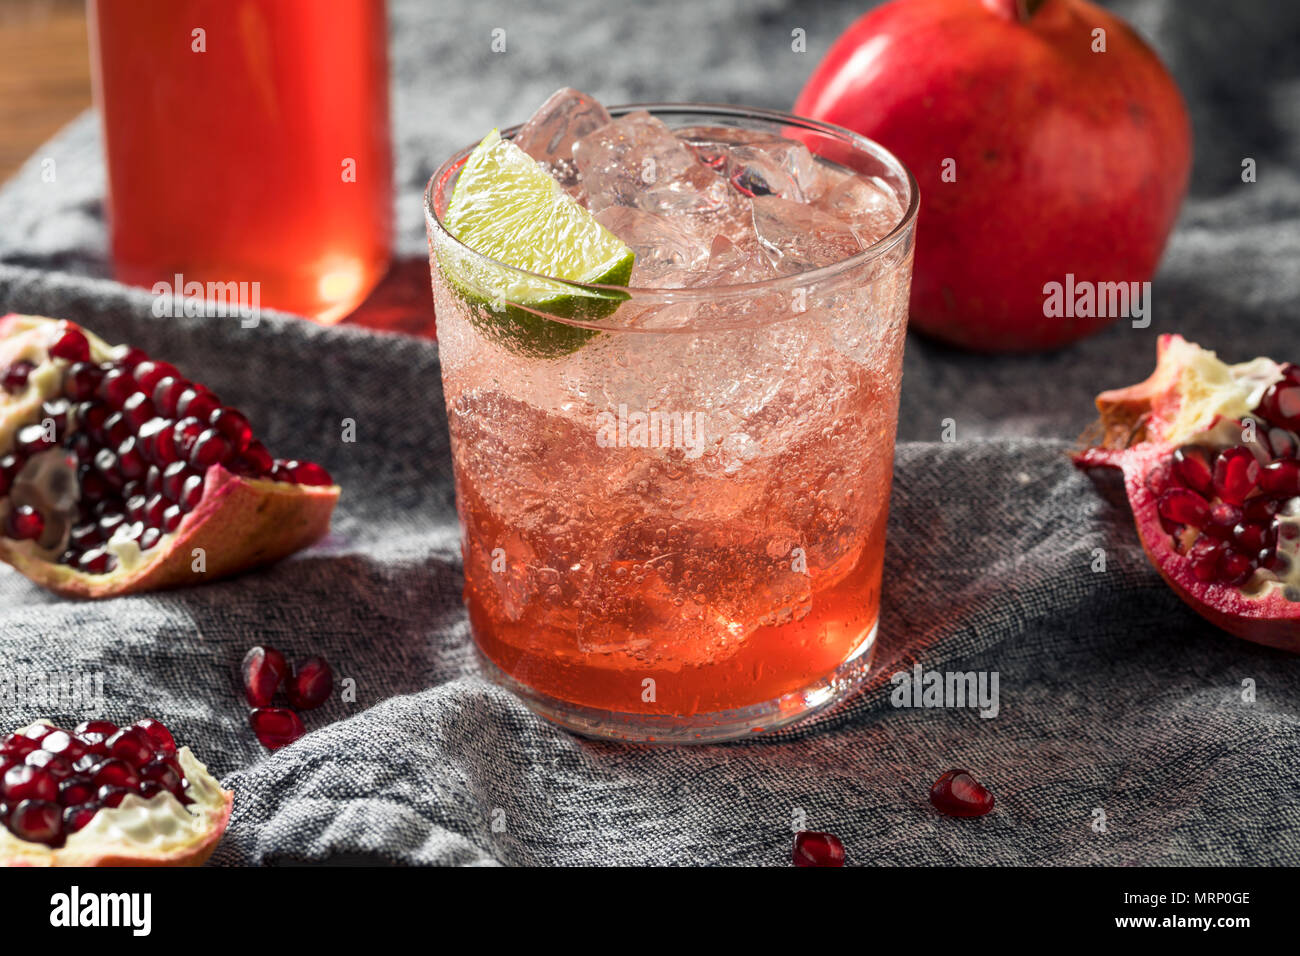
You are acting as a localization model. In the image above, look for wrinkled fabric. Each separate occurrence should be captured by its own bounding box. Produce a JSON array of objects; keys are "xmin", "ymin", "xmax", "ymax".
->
[{"xmin": 0, "ymin": 0, "xmax": 1297, "ymax": 865}]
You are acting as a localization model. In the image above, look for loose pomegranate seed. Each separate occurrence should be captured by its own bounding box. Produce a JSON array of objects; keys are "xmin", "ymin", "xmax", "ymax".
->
[
  {"xmin": 287, "ymin": 655, "xmax": 334, "ymax": 710},
  {"xmin": 1170, "ymin": 445, "xmax": 1214, "ymax": 496},
  {"xmin": 91, "ymin": 758, "xmax": 140, "ymax": 790},
  {"xmin": 153, "ymin": 376, "xmax": 186, "ymax": 417},
  {"xmin": 2, "ymin": 360, "xmax": 36, "ymax": 393},
  {"xmin": 1212, "ymin": 447, "xmax": 1260, "ymax": 505},
  {"xmin": 63, "ymin": 804, "xmax": 99, "ymax": 832},
  {"xmin": 132, "ymin": 360, "xmax": 178, "ymax": 393},
  {"xmin": 8, "ymin": 799, "xmax": 64, "ymax": 846},
  {"xmin": 5, "ymin": 505, "xmax": 45, "ymax": 541},
  {"xmin": 3, "ymin": 765, "xmax": 58, "ymax": 802},
  {"xmin": 58, "ymin": 777, "xmax": 95, "ymax": 806},
  {"xmin": 289, "ymin": 461, "xmax": 333, "ymax": 486},
  {"xmin": 63, "ymin": 362, "xmax": 103, "ymax": 400},
  {"xmin": 1260, "ymin": 459, "xmax": 1300, "ymax": 498},
  {"xmin": 133, "ymin": 718, "xmax": 176, "ymax": 755},
  {"xmin": 792, "ymin": 830, "xmax": 846, "ymax": 867},
  {"xmin": 249, "ymin": 708, "xmax": 306, "ymax": 749},
  {"xmin": 50, "ymin": 327, "xmax": 91, "ymax": 362},
  {"xmin": 929, "ymin": 769, "xmax": 995, "ymax": 817},
  {"xmin": 242, "ymin": 645, "xmax": 289, "ymax": 707}
]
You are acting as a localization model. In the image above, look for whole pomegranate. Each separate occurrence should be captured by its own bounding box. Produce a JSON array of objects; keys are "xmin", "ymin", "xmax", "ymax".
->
[{"xmin": 795, "ymin": 0, "xmax": 1192, "ymax": 351}]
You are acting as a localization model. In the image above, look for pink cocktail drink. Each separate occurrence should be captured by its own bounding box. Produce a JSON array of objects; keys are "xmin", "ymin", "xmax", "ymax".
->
[{"xmin": 427, "ymin": 92, "xmax": 917, "ymax": 741}]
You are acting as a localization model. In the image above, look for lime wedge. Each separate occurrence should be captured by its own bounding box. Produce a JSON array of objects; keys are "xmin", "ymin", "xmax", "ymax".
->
[{"xmin": 440, "ymin": 129, "xmax": 634, "ymax": 357}]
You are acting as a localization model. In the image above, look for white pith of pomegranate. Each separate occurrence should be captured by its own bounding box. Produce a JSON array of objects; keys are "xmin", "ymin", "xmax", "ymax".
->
[
  {"xmin": 0, "ymin": 719, "xmax": 232, "ymax": 867},
  {"xmin": 1075, "ymin": 335, "xmax": 1300, "ymax": 652},
  {"xmin": 0, "ymin": 314, "xmax": 340, "ymax": 598}
]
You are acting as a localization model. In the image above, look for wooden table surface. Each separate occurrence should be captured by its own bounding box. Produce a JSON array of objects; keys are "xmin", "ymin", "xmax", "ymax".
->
[{"xmin": 0, "ymin": 0, "xmax": 93, "ymax": 183}]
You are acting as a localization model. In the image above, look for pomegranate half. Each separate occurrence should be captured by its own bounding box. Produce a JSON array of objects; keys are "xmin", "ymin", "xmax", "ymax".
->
[
  {"xmin": 1074, "ymin": 335, "xmax": 1300, "ymax": 652},
  {"xmin": 0, "ymin": 314, "xmax": 338, "ymax": 597},
  {"xmin": 0, "ymin": 719, "xmax": 233, "ymax": 867}
]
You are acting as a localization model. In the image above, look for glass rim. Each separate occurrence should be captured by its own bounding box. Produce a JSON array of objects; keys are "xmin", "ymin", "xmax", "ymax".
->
[{"xmin": 424, "ymin": 101, "xmax": 920, "ymax": 303}]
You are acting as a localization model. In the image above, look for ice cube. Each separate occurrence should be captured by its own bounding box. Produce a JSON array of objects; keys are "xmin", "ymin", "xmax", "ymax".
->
[
  {"xmin": 750, "ymin": 196, "xmax": 864, "ymax": 274},
  {"xmin": 513, "ymin": 87, "xmax": 612, "ymax": 189},
  {"xmin": 679, "ymin": 126, "xmax": 827, "ymax": 202},
  {"xmin": 699, "ymin": 234, "xmax": 778, "ymax": 285},
  {"xmin": 573, "ymin": 111, "xmax": 740, "ymax": 219},
  {"xmin": 816, "ymin": 173, "xmax": 904, "ymax": 245},
  {"xmin": 595, "ymin": 206, "xmax": 711, "ymax": 287}
]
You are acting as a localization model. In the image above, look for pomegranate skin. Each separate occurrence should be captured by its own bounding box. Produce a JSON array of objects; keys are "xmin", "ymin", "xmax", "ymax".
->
[
  {"xmin": 1073, "ymin": 336, "xmax": 1300, "ymax": 653},
  {"xmin": 795, "ymin": 0, "xmax": 1192, "ymax": 352}
]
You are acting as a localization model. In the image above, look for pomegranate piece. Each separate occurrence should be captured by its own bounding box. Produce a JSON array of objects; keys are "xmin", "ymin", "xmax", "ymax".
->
[
  {"xmin": 287, "ymin": 655, "xmax": 334, "ymax": 710},
  {"xmin": 0, "ymin": 718, "xmax": 232, "ymax": 865},
  {"xmin": 792, "ymin": 830, "xmax": 846, "ymax": 867},
  {"xmin": 249, "ymin": 708, "xmax": 306, "ymax": 749},
  {"xmin": 242, "ymin": 645, "xmax": 290, "ymax": 707},
  {"xmin": 0, "ymin": 314, "xmax": 338, "ymax": 598},
  {"xmin": 1073, "ymin": 337, "xmax": 1300, "ymax": 652},
  {"xmin": 929, "ymin": 769, "xmax": 995, "ymax": 818}
]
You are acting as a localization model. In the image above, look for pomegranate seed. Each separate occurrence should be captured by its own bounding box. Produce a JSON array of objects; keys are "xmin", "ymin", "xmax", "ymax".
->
[
  {"xmin": 58, "ymin": 777, "xmax": 95, "ymax": 806},
  {"xmin": 1188, "ymin": 536, "xmax": 1222, "ymax": 582},
  {"xmin": 2, "ymin": 360, "xmax": 36, "ymax": 393},
  {"xmin": 104, "ymin": 411, "xmax": 134, "ymax": 448},
  {"xmin": 210, "ymin": 407, "xmax": 253, "ymax": 453},
  {"xmin": 125, "ymin": 494, "xmax": 147, "ymax": 523},
  {"xmin": 1212, "ymin": 447, "xmax": 1260, "ymax": 505},
  {"xmin": 142, "ymin": 494, "xmax": 166, "ymax": 528},
  {"xmin": 176, "ymin": 387, "xmax": 220, "ymax": 421},
  {"xmin": 1258, "ymin": 380, "xmax": 1300, "ymax": 429},
  {"xmin": 63, "ymin": 362, "xmax": 103, "ymax": 400},
  {"xmin": 97, "ymin": 512, "xmax": 124, "ymax": 538},
  {"xmin": 75, "ymin": 720, "xmax": 118, "ymax": 738},
  {"xmin": 287, "ymin": 655, "xmax": 334, "ymax": 710},
  {"xmin": 140, "ymin": 759, "xmax": 184, "ymax": 797},
  {"xmin": 242, "ymin": 645, "xmax": 290, "ymax": 707},
  {"xmin": 249, "ymin": 708, "xmax": 305, "ymax": 749},
  {"xmin": 179, "ymin": 473, "xmax": 205, "ymax": 512},
  {"xmin": 133, "ymin": 718, "xmax": 176, "ymax": 755},
  {"xmin": 289, "ymin": 461, "xmax": 333, "ymax": 486},
  {"xmin": 50, "ymin": 327, "xmax": 90, "ymax": 362},
  {"xmin": 172, "ymin": 417, "xmax": 206, "ymax": 460},
  {"xmin": 25, "ymin": 751, "xmax": 74, "ymax": 781},
  {"xmin": 41, "ymin": 398, "xmax": 70, "ymax": 437},
  {"xmin": 0, "ymin": 734, "xmax": 39, "ymax": 757},
  {"xmin": 153, "ymin": 376, "xmax": 186, "ymax": 417},
  {"xmin": 132, "ymin": 360, "xmax": 178, "ymax": 393},
  {"xmin": 91, "ymin": 758, "xmax": 140, "ymax": 789},
  {"xmin": 929, "ymin": 769, "xmax": 995, "ymax": 817},
  {"xmin": 15, "ymin": 423, "xmax": 55, "ymax": 456},
  {"xmin": 241, "ymin": 440, "xmax": 273, "ymax": 475},
  {"xmin": 63, "ymin": 804, "xmax": 99, "ymax": 832},
  {"xmin": 40, "ymin": 731, "xmax": 88, "ymax": 762},
  {"xmin": 190, "ymin": 429, "xmax": 232, "ymax": 469},
  {"xmin": 98, "ymin": 368, "xmax": 137, "ymax": 408},
  {"xmin": 97, "ymin": 785, "xmax": 131, "ymax": 808},
  {"xmin": 117, "ymin": 436, "xmax": 148, "ymax": 481},
  {"xmin": 79, "ymin": 401, "xmax": 110, "ymax": 441},
  {"xmin": 1244, "ymin": 497, "xmax": 1279, "ymax": 523},
  {"xmin": 270, "ymin": 459, "xmax": 295, "ymax": 483},
  {"xmin": 1217, "ymin": 548, "xmax": 1255, "ymax": 586},
  {"xmin": 1260, "ymin": 459, "xmax": 1300, "ymax": 498},
  {"xmin": 1232, "ymin": 522, "xmax": 1273, "ymax": 554},
  {"xmin": 118, "ymin": 346, "xmax": 149, "ymax": 369},
  {"xmin": 138, "ymin": 418, "xmax": 173, "ymax": 464},
  {"xmin": 8, "ymin": 799, "xmax": 64, "ymax": 846},
  {"xmin": 19, "ymin": 725, "xmax": 53, "ymax": 745},
  {"xmin": 1203, "ymin": 501, "xmax": 1243, "ymax": 540},
  {"xmin": 121, "ymin": 392, "xmax": 155, "ymax": 430},
  {"xmin": 161, "ymin": 504, "xmax": 184, "ymax": 532},
  {"xmin": 1170, "ymin": 445, "xmax": 1214, "ymax": 496},
  {"xmin": 792, "ymin": 831, "xmax": 846, "ymax": 867},
  {"xmin": 161, "ymin": 461, "xmax": 193, "ymax": 501},
  {"xmin": 139, "ymin": 527, "xmax": 162, "ymax": 551},
  {"xmin": 77, "ymin": 547, "xmax": 117, "ymax": 574},
  {"xmin": 3, "ymin": 765, "xmax": 58, "ymax": 802},
  {"xmin": 5, "ymin": 505, "xmax": 45, "ymax": 541}
]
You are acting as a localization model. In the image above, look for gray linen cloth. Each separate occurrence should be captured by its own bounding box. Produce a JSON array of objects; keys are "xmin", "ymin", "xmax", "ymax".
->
[{"xmin": 0, "ymin": 0, "xmax": 1297, "ymax": 865}]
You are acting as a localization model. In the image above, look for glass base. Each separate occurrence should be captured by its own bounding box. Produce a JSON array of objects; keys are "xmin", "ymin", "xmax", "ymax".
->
[{"xmin": 474, "ymin": 622, "xmax": 877, "ymax": 744}]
